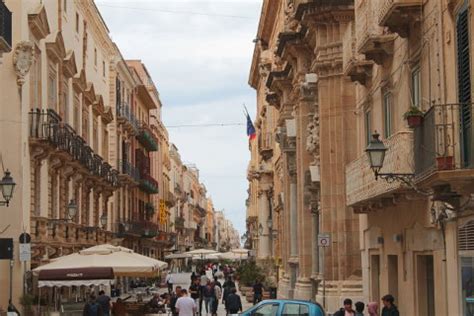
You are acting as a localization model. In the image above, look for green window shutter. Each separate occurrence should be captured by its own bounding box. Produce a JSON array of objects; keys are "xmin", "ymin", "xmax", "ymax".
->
[{"xmin": 457, "ymin": 6, "xmax": 472, "ymax": 166}]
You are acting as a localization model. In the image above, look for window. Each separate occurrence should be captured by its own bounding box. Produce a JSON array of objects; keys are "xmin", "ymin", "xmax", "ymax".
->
[
  {"xmin": 29, "ymin": 46, "xmax": 41, "ymax": 108},
  {"xmin": 103, "ymin": 61, "xmax": 106, "ymax": 77},
  {"xmin": 93, "ymin": 119, "xmax": 98, "ymax": 152},
  {"xmin": 411, "ymin": 66, "xmax": 421, "ymax": 107},
  {"xmin": 75, "ymin": 13, "xmax": 79, "ymax": 33},
  {"xmin": 383, "ymin": 93, "xmax": 393, "ymax": 138},
  {"xmin": 94, "ymin": 48, "xmax": 97, "ymax": 67},
  {"xmin": 365, "ymin": 110, "xmax": 372, "ymax": 145},
  {"xmin": 61, "ymin": 79, "xmax": 69, "ymax": 121},
  {"xmin": 82, "ymin": 110, "xmax": 89, "ymax": 141},
  {"xmin": 63, "ymin": 0, "xmax": 67, "ymax": 12},
  {"xmin": 48, "ymin": 64, "xmax": 57, "ymax": 110},
  {"xmin": 282, "ymin": 304, "xmax": 309, "ymax": 316},
  {"xmin": 73, "ymin": 94, "xmax": 80, "ymax": 131},
  {"xmin": 252, "ymin": 303, "xmax": 279, "ymax": 316}
]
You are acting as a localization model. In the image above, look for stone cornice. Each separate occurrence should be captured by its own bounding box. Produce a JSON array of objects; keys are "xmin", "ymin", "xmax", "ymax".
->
[
  {"xmin": 275, "ymin": 27, "xmax": 307, "ymax": 57},
  {"xmin": 73, "ymin": 69, "xmax": 87, "ymax": 93},
  {"xmin": 28, "ymin": 4, "xmax": 50, "ymax": 40},
  {"xmin": 75, "ymin": 0, "xmax": 116, "ymax": 58},
  {"xmin": 45, "ymin": 31, "xmax": 66, "ymax": 63},
  {"xmin": 266, "ymin": 63, "xmax": 292, "ymax": 89},
  {"xmin": 63, "ymin": 50, "xmax": 78, "ymax": 78},
  {"xmin": 296, "ymin": 0, "xmax": 354, "ymax": 22}
]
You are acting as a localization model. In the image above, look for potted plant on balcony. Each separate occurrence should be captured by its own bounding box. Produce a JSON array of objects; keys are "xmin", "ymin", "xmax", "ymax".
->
[{"xmin": 403, "ymin": 106, "xmax": 424, "ymax": 128}]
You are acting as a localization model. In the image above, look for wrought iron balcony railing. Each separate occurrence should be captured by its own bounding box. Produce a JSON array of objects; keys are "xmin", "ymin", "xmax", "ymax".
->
[
  {"xmin": 29, "ymin": 108, "xmax": 119, "ymax": 186},
  {"xmin": 119, "ymin": 159, "xmax": 140, "ymax": 181},
  {"xmin": 137, "ymin": 121, "xmax": 159, "ymax": 152},
  {"xmin": 414, "ymin": 103, "xmax": 474, "ymax": 181},
  {"xmin": 139, "ymin": 173, "xmax": 159, "ymax": 194},
  {"xmin": 0, "ymin": 1, "xmax": 12, "ymax": 54},
  {"xmin": 116, "ymin": 102, "xmax": 138, "ymax": 132}
]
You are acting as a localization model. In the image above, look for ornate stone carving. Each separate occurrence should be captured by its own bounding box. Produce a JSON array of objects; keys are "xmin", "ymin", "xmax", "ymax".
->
[
  {"xmin": 284, "ymin": 0, "xmax": 299, "ymax": 32},
  {"xmin": 306, "ymin": 112, "xmax": 320, "ymax": 166},
  {"xmin": 13, "ymin": 41, "xmax": 35, "ymax": 86}
]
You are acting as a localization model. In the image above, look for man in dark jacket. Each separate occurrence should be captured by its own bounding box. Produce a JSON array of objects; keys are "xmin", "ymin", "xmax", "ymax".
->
[
  {"xmin": 170, "ymin": 286, "xmax": 182, "ymax": 316},
  {"xmin": 381, "ymin": 294, "xmax": 400, "ymax": 316},
  {"xmin": 252, "ymin": 279, "xmax": 264, "ymax": 305},
  {"xmin": 225, "ymin": 288, "xmax": 242, "ymax": 314},
  {"xmin": 334, "ymin": 298, "xmax": 355, "ymax": 316},
  {"xmin": 83, "ymin": 295, "xmax": 104, "ymax": 316}
]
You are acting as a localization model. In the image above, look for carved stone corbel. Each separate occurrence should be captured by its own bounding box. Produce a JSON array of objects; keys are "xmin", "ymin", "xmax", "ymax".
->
[{"xmin": 13, "ymin": 41, "xmax": 35, "ymax": 86}]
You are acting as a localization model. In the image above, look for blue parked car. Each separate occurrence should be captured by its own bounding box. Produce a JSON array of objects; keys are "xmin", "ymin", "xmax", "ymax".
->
[{"xmin": 239, "ymin": 299, "xmax": 325, "ymax": 316}]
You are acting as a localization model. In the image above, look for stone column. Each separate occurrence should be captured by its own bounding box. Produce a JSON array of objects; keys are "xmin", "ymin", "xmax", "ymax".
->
[
  {"xmin": 257, "ymin": 188, "xmax": 270, "ymax": 259},
  {"xmin": 288, "ymin": 152, "xmax": 298, "ymax": 299}
]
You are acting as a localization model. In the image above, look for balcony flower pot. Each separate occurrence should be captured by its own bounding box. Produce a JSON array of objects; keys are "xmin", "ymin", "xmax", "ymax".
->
[
  {"xmin": 436, "ymin": 156, "xmax": 454, "ymax": 170},
  {"xmin": 403, "ymin": 106, "xmax": 424, "ymax": 128}
]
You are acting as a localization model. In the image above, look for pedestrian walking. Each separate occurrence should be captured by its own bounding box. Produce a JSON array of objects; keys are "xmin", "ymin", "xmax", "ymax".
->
[
  {"xmin": 381, "ymin": 295, "xmax": 399, "ymax": 316},
  {"xmin": 96, "ymin": 290, "xmax": 111, "ymax": 316},
  {"xmin": 170, "ymin": 286, "xmax": 183, "ymax": 316},
  {"xmin": 167, "ymin": 272, "xmax": 174, "ymax": 294},
  {"xmin": 355, "ymin": 301, "xmax": 365, "ymax": 316},
  {"xmin": 212, "ymin": 281, "xmax": 222, "ymax": 316},
  {"xmin": 83, "ymin": 295, "xmax": 104, "ymax": 316},
  {"xmin": 189, "ymin": 278, "xmax": 202, "ymax": 315},
  {"xmin": 225, "ymin": 288, "xmax": 242, "ymax": 315},
  {"xmin": 222, "ymin": 276, "xmax": 236, "ymax": 305},
  {"xmin": 334, "ymin": 298, "xmax": 355, "ymax": 316},
  {"xmin": 176, "ymin": 289, "xmax": 197, "ymax": 316},
  {"xmin": 368, "ymin": 302, "xmax": 379, "ymax": 316},
  {"xmin": 203, "ymin": 281, "xmax": 215, "ymax": 315},
  {"xmin": 252, "ymin": 278, "xmax": 264, "ymax": 305}
]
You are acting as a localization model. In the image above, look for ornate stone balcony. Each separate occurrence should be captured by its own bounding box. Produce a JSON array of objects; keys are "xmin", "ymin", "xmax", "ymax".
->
[
  {"xmin": 0, "ymin": 1, "xmax": 11, "ymax": 57},
  {"xmin": 346, "ymin": 131, "xmax": 414, "ymax": 210},
  {"xmin": 139, "ymin": 173, "xmax": 159, "ymax": 194},
  {"xmin": 356, "ymin": 0, "xmax": 396, "ymax": 65},
  {"xmin": 29, "ymin": 109, "xmax": 119, "ymax": 186},
  {"xmin": 342, "ymin": 22, "xmax": 373, "ymax": 85},
  {"xmin": 116, "ymin": 102, "xmax": 138, "ymax": 134},
  {"xmin": 128, "ymin": 220, "xmax": 160, "ymax": 238},
  {"xmin": 378, "ymin": 0, "xmax": 422, "ymax": 38}
]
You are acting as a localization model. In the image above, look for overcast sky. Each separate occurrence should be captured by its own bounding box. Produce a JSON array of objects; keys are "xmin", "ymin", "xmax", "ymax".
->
[{"xmin": 96, "ymin": 0, "xmax": 261, "ymax": 236}]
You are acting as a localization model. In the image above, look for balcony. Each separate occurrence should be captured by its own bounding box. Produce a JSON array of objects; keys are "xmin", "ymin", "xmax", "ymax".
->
[
  {"xmin": 128, "ymin": 220, "xmax": 159, "ymax": 238},
  {"xmin": 0, "ymin": 1, "xmax": 12, "ymax": 57},
  {"xmin": 346, "ymin": 131, "xmax": 414, "ymax": 211},
  {"xmin": 29, "ymin": 109, "xmax": 119, "ymax": 186},
  {"xmin": 116, "ymin": 103, "xmax": 138, "ymax": 134},
  {"xmin": 342, "ymin": 21, "xmax": 373, "ymax": 85},
  {"xmin": 175, "ymin": 216, "xmax": 185, "ymax": 230},
  {"xmin": 118, "ymin": 159, "xmax": 140, "ymax": 184},
  {"xmin": 378, "ymin": 0, "xmax": 422, "ymax": 38},
  {"xmin": 258, "ymin": 132, "xmax": 274, "ymax": 160},
  {"xmin": 139, "ymin": 173, "xmax": 159, "ymax": 194},
  {"xmin": 356, "ymin": 0, "xmax": 396, "ymax": 65},
  {"xmin": 137, "ymin": 121, "xmax": 158, "ymax": 152},
  {"xmin": 414, "ymin": 103, "xmax": 474, "ymax": 190}
]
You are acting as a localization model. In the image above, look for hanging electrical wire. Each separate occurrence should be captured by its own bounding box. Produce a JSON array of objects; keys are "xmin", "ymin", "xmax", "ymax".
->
[
  {"xmin": 97, "ymin": 3, "xmax": 255, "ymax": 19},
  {"xmin": 166, "ymin": 123, "xmax": 244, "ymax": 128}
]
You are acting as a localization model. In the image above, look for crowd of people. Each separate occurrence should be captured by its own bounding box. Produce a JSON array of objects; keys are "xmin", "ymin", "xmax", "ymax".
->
[{"xmin": 333, "ymin": 294, "xmax": 399, "ymax": 316}]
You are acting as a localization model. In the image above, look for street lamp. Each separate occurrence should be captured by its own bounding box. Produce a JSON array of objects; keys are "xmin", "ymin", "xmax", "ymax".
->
[
  {"xmin": 100, "ymin": 213, "xmax": 108, "ymax": 229},
  {"xmin": 0, "ymin": 170, "xmax": 16, "ymax": 206},
  {"xmin": 366, "ymin": 132, "xmax": 415, "ymax": 185}
]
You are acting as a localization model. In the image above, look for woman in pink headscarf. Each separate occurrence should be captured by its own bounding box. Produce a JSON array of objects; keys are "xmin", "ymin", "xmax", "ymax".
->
[{"xmin": 368, "ymin": 302, "xmax": 379, "ymax": 316}]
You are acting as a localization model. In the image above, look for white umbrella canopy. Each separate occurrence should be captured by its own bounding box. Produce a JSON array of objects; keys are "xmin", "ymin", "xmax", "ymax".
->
[
  {"xmin": 165, "ymin": 253, "xmax": 193, "ymax": 259},
  {"xmin": 33, "ymin": 244, "xmax": 167, "ymax": 277},
  {"xmin": 185, "ymin": 248, "xmax": 218, "ymax": 256},
  {"xmin": 220, "ymin": 252, "xmax": 248, "ymax": 261},
  {"xmin": 191, "ymin": 253, "xmax": 222, "ymax": 261},
  {"xmin": 231, "ymin": 248, "xmax": 249, "ymax": 254}
]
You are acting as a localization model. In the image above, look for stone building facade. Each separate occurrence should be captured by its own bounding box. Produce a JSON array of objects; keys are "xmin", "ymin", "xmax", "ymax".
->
[
  {"xmin": 344, "ymin": 0, "xmax": 474, "ymax": 315},
  {"xmin": 0, "ymin": 0, "xmax": 237, "ymax": 307},
  {"xmin": 247, "ymin": 0, "xmax": 362, "ymax": 310}
]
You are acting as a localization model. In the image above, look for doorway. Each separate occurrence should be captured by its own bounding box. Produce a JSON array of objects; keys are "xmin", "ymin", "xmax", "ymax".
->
[
  {"xmin": 417, "ymin": 255, "xmax": 435, "ymax": 316},
  {"xmin": 387, "ymin": 255, "xmax": 399, "ymax": 301},
  {"xmin": 370, "ymin": 254, "xmax": 381, "ymax": 302}
]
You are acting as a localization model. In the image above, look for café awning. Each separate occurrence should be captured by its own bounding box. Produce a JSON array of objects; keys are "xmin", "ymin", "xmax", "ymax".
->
[{"xmin": 38, "ymin": 267, "xmax": 114, "ymax": 288}]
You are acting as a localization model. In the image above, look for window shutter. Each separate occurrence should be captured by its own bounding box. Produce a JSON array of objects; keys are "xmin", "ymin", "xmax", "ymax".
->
[
  {"xmin": 458, "ymin": 220, "xmax": 474, "ymax": 251},
  {"xmin": 457, "ymin": 7, "xmax": 472, "ymax": 166}
]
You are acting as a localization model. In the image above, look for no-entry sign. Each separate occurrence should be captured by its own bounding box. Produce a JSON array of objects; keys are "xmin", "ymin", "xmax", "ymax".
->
[{"xmin": 318, "ymin": 234, "xmax": 331, "ymax": 247}]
